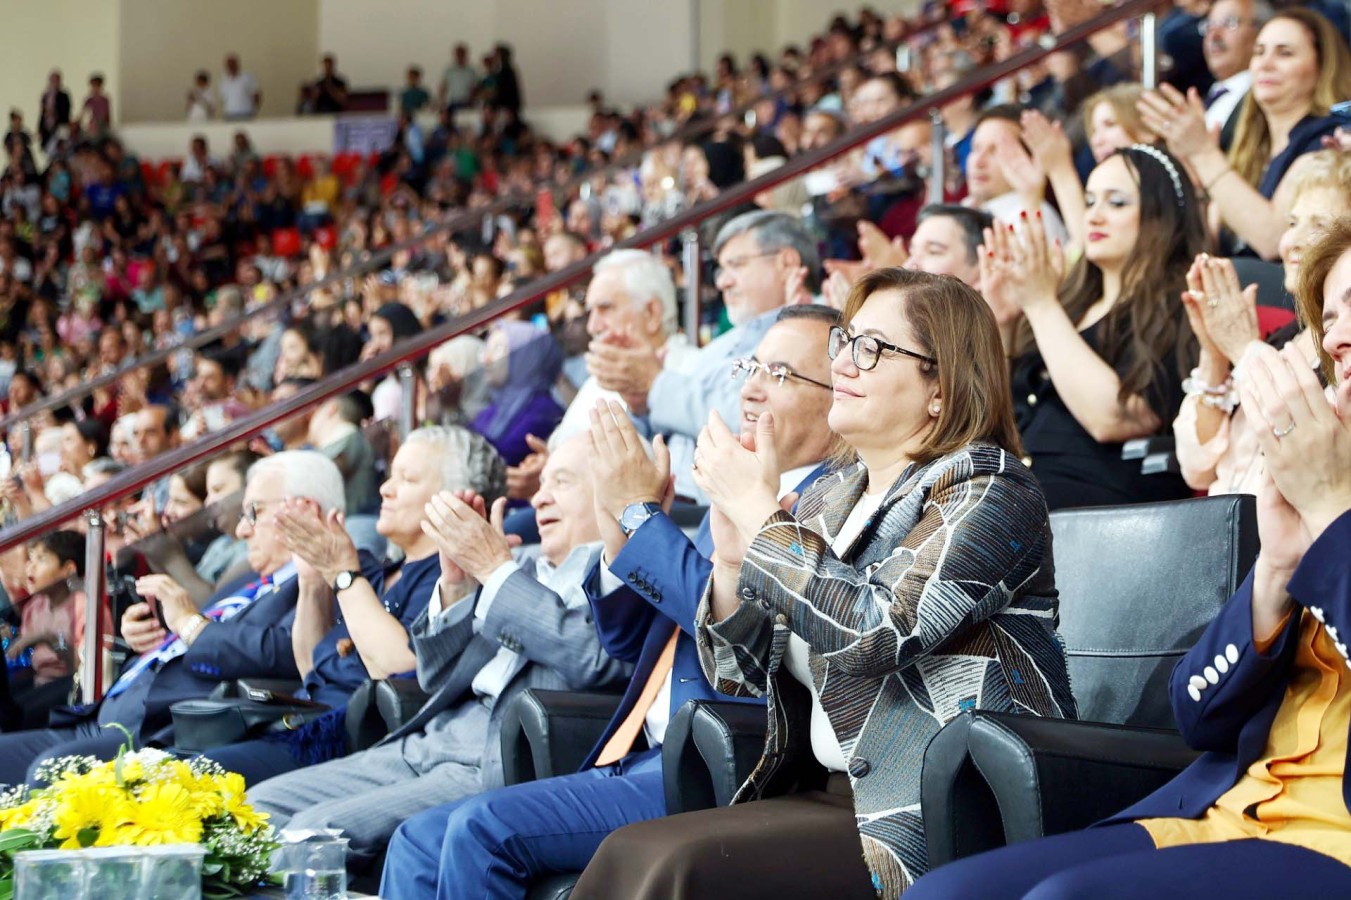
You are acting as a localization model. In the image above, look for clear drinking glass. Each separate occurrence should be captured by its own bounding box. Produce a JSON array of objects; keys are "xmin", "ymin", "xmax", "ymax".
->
[
  {"xmin": 81, "ymin": 847, "xmax": 145, "ymax": 900},
  {"xmin": 14, "ymin": 849, "xmax": 84, "ymax": 900},
  {"xmin": 280, "ymin": 835, "xmax": 349, "ymax": 900},
  {"xmin": 141, "ymin": 844, "xmax": 204, "ymax": 900}
]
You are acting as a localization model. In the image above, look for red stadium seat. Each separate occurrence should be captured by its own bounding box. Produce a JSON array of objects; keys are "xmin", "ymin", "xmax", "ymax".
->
[
  {"xmin": 139, "ymin": 161, "xmax": 155, "ymax": 186},
  {"xmin": 1257, "ymin": 305, "xmax": 1297, "ymax": 337},
  {"xmin": 272, "ymin": 227, "xmax": 303, "ymax": 258},
  {"xmin": 313, "ymin": 225, "xmax": 337, "ymax": 251},
  {"xmin": 297, "ymin": 155, "xmax": 318, "ymax": 180}
]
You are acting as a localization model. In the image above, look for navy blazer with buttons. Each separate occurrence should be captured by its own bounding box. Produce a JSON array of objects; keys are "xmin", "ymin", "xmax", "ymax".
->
[
  {"xmin": 579, "ymin": 464, "xmax": 830, "ymax": 769},
  {"xmin": 1109, "ymin": 510, "xmax": 1351, "ymax": 824}
]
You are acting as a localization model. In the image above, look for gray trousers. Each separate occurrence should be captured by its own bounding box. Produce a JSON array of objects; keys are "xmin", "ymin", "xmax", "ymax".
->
[{"xmin": 248, "ymin": 739, "xmax": 484, "ymax": 869}]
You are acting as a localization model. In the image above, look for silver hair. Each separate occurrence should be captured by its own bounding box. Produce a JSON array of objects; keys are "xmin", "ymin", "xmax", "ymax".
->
[
  {"xmin": 247, "ymin": 449, "xmax": 345, "ymax": 513},
  {"xmin": 402, "ymin": 425, "xmax": 507, "ymax": 506},
  {"xmin": 712, "ymin": 210, "xmax": 821, "ymax": 291},
  {"xmin": 593, "ymin": 249, "xmax": 679, "ymax": 335}
]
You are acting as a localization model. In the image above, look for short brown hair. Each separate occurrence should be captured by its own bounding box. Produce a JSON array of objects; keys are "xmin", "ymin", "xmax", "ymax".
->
[
  {"xmin": 840, "ymin": 268, "xmax": 1023, "ymax": 465},
  {"xmin": 1296, "ymin": 216, "xmax": 1351, "ymax": 383}
]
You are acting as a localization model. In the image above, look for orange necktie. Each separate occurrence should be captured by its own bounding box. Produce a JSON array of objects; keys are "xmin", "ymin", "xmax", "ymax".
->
[{"xmin": 594, "ymin": 628, "xmax": 679, "ymax": 766}]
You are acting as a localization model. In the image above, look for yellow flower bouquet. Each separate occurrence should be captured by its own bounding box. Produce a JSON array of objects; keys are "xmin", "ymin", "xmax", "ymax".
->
[{"xmin": 0, "ymin": 746, "xmax": 278, "ymax": 898}]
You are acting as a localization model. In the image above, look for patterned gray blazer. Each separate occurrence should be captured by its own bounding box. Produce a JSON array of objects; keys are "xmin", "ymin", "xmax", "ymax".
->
[{"xmin": 697, "ymin": 443, "xmax": 1077, "ymax": 898}]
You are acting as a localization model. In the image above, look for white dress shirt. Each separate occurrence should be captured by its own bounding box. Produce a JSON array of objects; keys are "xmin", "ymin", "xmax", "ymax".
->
[
  {"xmin": 640, "ymin": 462, "xmax": 823, "ymax": 748},
  {"xmin": 426, "ymin": 545, "xmax": 601, "ymax": 706},
  {"xmin": 783, "ymin": 483, "xmax": 888, "ymax": 772},
  {"xmin": 1204, "ymin": 71, "xmax": 1252, "ymax": 132}
]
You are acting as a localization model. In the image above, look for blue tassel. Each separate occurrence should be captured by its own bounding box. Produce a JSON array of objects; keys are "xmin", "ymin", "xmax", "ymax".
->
[{"xmin": 263, "ymin": 705, "xmax": 348, "ymax": 766}]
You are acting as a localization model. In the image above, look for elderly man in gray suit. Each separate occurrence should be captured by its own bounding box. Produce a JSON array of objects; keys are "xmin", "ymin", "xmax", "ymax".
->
[{"xmin": 246, "ymin": 434, "xmax": 630, "ymax": 869}]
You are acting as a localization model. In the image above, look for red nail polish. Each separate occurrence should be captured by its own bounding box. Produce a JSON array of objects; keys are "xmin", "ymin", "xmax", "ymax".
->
[{"xmin": 1020, "ymin": 210, "xmax": 1027, "ymax": 219}]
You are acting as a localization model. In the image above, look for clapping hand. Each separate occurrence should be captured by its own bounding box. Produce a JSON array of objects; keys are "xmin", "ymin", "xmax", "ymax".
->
[
  {"xmin": 421, "ymin": 491, "xmax": 514, "ymax": 584},
  {"xmin": 1181, "ymin": 254, "xmax": 1259, "ymax": 365},
  {"xmin": 1241, "ymin": 341, "xmax": 1351, "ymax": 544},
  {"xmin": 505, "ymin": 434, "xmax": 549, "ymax": 501},
  {"xmin": 1137, "ymin": 84, "xmax": 1217, "ymax": 162},
  {"xmin": 996, "ymin": 133, "xmax": 1047, "ymax": 208},
  {"xmin": 274, "ymin": 497, "xmax": 361, "ymax": 585},
  {"xmin": 857, "ymin": 221, "xmax": 907, "ymax": 270},
  {"xmin": 1021, "ymin": 110, "xmax": 1072, "ymax": 174},
  {"xmin": 585, "ymin": 327, "xmax": 662, "ymax": 413},
  {"xmin": 979, "ymin": 213, "xmax": 1064, "ymax": 320},
  {"xmin": 588, "ymin": 400, "xmax": 671, "ymax": 521},
  {"xmin": 692, "ymin": 410, "xmax": 782, "ymax": 568}
]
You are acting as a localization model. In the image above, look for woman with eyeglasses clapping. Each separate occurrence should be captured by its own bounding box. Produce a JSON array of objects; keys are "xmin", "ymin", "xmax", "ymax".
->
[{"xmin": 582, "ymin": 268, "xmax": 1076, "ymax": 900}]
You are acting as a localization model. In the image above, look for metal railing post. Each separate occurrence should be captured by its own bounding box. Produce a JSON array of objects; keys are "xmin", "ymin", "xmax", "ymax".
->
[
  {"xmin": 681, "ymin": 230, "xmax": 702, "ymax": 346},
  {"xmin": 81, "ymin": 510, "xmax": 105, "ymax": 705},
  {"xmin": 20, "ymin": 422, "xmax": 32, "ymax": 462},
  {"xmin": 928, "ymin": 110, "xmax": 947, "ymax": 205},
  {"xmin": 1141, "ymin": 12, "xmax": 1159, "ymax": 89},
  {"xmin": 397, "ymin": 364, "xmax": 416, "ymax": 439}
]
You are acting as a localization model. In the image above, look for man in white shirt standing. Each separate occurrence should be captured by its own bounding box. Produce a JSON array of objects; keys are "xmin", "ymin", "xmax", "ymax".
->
[
  {"xmin": 1201, "ymin": 0, "xmax": 1270, "ymax": 142},
  {"xmin": 439, "ymin": 43, "xmax": 479, "ymax": 119},
  {"xmin": 219, "ymin": 54, "xmax": 261, "ymax": 121}
]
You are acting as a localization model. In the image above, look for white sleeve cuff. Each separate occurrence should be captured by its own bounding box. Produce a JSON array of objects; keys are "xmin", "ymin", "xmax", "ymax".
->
[
  {"xmin": 474, "ymin": 560, "xmax": 522, "ymax": 631},
  {"xmin": 597, "ymin": 557, "xmax": 625, "ymax": 597},
  {"xmin": 428, "ymin": 581, "xmax": 476, "ymax": 631}
]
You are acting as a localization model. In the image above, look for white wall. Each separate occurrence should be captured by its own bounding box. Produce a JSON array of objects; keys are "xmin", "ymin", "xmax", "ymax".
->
[
  {"xmin": 117, "ymin": 0, "xmax": 320, "ymax": 123},
  {"xmin": 0, "ymin": 0, "xmax": 120, "ymax": 134},
  {"xmin": 317, "ymin": 0, "xmax": 694, "ymax": 109},
  {"xmin": 116, "ymin": 106, "xmax": 593, "ymax": 161}
]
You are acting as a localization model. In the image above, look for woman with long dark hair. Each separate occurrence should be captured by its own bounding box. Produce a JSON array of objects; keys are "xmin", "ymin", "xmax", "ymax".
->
[{"xmin": 986, "ymin": 144, "xmax": 1206, "ymax": 509}]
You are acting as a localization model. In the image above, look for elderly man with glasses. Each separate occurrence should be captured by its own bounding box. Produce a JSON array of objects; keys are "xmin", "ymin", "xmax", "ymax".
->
[
  {"xmin": 381, "ymin": 305, "xmax": 844, "ymax": 899},
  {"xmin": 0, "ymin": 450, "xmax": 372, "ymax": 785},
  {"xmin": 585, "ymin": 210, "xmax": 821, "ymax": 501}
]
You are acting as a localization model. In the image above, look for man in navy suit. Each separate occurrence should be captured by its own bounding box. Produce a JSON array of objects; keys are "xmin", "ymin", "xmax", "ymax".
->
[
  {"xmin": 0, "ymin": 450, "xmax": 348, "ymax": 785},
  {"xmin": 383, "ymin": 305, "xmax": 843, "ymax": 898}
]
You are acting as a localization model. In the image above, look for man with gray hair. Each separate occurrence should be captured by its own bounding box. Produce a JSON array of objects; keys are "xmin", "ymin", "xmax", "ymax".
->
[
  {"xmin": 1200, "ymin": 0, "xmax": 1272, "ymax": 136},
  {"xmin": 0, "ymin": 450, "xmax": 349, "ymax": 785},
  {"xmin": 246, "ymin": 434, "xmax": 631, "ymax": 874},
  {"xmin": 552, "ymin": 248, "xmax": 698, "ymax": 458},
  {"xmin": 586, "ymin": 210, "xmax": 820, "ymax": 496}
]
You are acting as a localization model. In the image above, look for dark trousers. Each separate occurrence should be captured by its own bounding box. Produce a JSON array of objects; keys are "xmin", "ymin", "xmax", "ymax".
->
[
  {"xmin": 907, "ymin": 823, "xmax": 1351, "ymax": 899},
  {"xmin": 380, "ymin": 747, "xmax": 664, "ymax": 900},
  {"xmin": 0, "ymin": 722, "xmax": 126, "ymax": 785},
  {"xmin": 201, "ymin": 737, "xmax": 303, "ymax": 786},
  {"xmin": 572, "ymin": 774, "xmax": 876, "ymax": 900}
]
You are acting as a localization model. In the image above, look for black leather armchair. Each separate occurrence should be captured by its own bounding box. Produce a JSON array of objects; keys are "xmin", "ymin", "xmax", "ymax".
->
[
  {"xmin": 922, "ymin": 495, "xmax": 1258, "ymax": 867},
  {"xmin": 499, "ymin": 689, "xmax": 771, "ymax": 900},
  {"xmin": 344, "ymin": 677, "xmax": 432, "ymax": 752}
]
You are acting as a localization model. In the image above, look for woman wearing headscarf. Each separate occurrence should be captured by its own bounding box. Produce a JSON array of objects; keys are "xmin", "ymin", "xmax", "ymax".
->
[
  {"xmin": 364, "ymin": 302, "xmax": 421, "ymax": 423},
  {"xmin": 471, "ymin": 320, "xmax": 564, "ymax": 466}
]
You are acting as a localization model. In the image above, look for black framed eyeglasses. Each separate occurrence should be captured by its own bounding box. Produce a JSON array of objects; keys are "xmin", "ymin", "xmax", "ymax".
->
[
  {"xmin": 238, "ymin": 500, "xmax": 277, "ymax": 526},
  {"xmin": 1198, "ymin": 15, "xmax": 1255, "ymax": 35},
  {"xmin": 730, "ymin": 357, "xmax": 832, "ymax": 390},
  {"xmin": 828, "ymin": 325, "xmax": 936, "ymax": 372}
]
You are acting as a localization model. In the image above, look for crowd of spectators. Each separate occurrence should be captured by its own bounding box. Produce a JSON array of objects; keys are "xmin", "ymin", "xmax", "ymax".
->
[{"xmin": 0, "ymin": 0, "xmax": 1349, "ymax": 894}]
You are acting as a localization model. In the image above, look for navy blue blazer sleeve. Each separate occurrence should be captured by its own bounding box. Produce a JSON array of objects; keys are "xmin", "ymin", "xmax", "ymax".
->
[
  {"xmin": 182, "ymin": 580, "xmax": 302, "ymax": 681},
  {"xmin": 1167, "ymin": 513, "xmax": 1351, "ymax": 752},
  {"xmin": 609, "ymin": 512, "xmax": 712, "ymax": 640}
]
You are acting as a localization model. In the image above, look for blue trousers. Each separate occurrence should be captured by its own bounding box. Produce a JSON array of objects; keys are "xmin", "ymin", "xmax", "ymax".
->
[
  {"xmin": 0, "ymin": 722, "xmax": 123, "ymax": 785},
  {"xmin": 201, "ymin": 738, "xmax": 302, "ymax": 786},
  {"xmin": 908, "ymin": 823, "xmax": 1351, "ymax": 899},
  {"xmin": 380, "ymin": 748, "xmax": 664, "ymax": 900}
]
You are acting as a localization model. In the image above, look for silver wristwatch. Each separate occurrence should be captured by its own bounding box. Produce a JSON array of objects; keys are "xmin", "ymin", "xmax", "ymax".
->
[{"xmin": 619, "ymin": 502, "xmax": 663, "ymax": 536}]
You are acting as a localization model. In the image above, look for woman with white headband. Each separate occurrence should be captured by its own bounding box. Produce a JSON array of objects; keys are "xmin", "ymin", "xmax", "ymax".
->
[{"xmin": 982, "ymin": 144, "xmax": 1206, "ymax": 510}]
